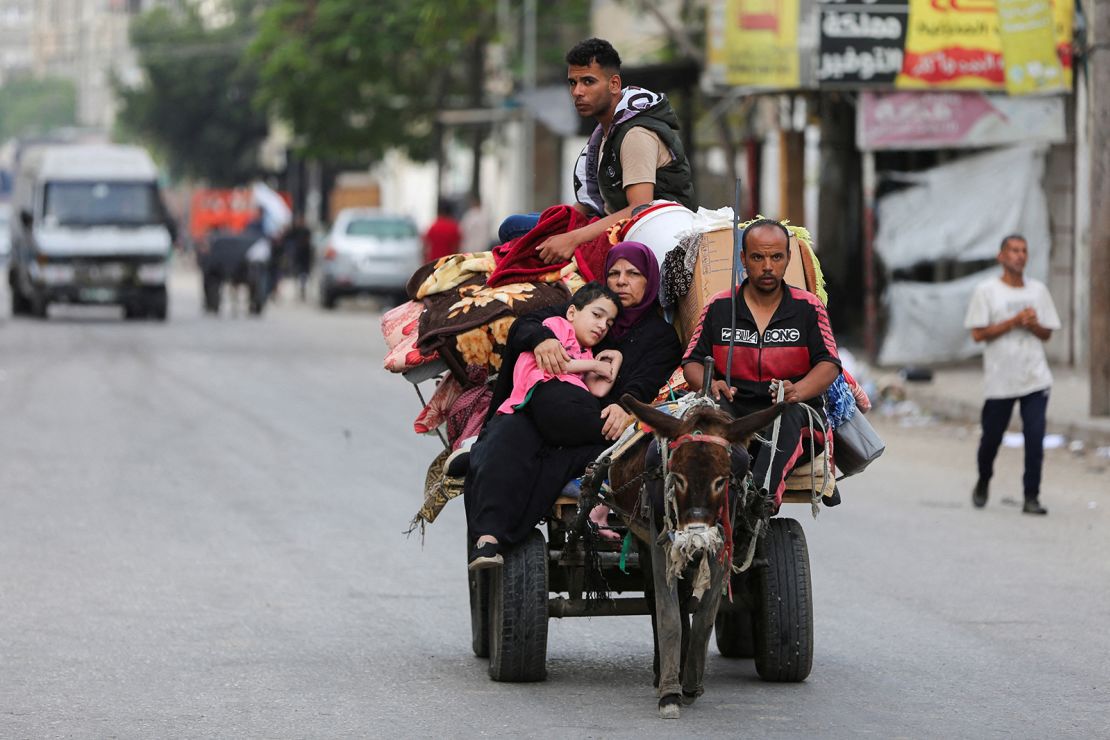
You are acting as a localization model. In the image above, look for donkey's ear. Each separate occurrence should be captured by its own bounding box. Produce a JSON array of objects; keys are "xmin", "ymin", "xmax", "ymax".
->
[
  {"xmin": 621, "ymin": 394, "xmax": 684, "ymax": 439},
  {"xmin": 725, "ymin": 402, "xmax": 788, "ymax": 445}
]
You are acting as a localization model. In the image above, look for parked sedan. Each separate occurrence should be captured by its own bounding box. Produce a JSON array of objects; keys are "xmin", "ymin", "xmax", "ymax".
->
[{"xmin": 318, "ymin": 209, "xmax": 422, "ymax": 309}]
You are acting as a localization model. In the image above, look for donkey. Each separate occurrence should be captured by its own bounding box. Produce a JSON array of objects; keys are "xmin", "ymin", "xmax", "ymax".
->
[{"xmin": 608, "ymin": 394, "xmax": 786, "ymax": 719}]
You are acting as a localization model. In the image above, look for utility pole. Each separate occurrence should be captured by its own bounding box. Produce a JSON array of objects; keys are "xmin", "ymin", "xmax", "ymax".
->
[
  {"xmin": 521, "ymin": 0, "xmax": 536, "ymax": 212},
  {"xmin": 1090, "ymin": 0, "xmax": 1110, "ymax": 416}
]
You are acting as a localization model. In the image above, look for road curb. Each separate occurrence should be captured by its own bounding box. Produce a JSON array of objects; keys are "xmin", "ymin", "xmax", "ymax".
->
[{"xmin": 904, "ymin": 384, "xmax": 1110, "ymax": 450}]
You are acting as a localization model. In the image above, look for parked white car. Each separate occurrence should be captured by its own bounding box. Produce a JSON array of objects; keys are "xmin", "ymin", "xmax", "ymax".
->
[{"xmin": 318, "ymin": 208, "xmax": 421, "ymax": 310}]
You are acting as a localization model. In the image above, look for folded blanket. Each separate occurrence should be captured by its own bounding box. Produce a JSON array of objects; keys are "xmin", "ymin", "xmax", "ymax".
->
[
  {"xmin": 412, "ymin": 251, "xmax": 497, "ymax": 299},
  {"xmin": 488, "ymin": 204, "xmax": 618, "ymax": 287},
  {"xmin": 446, "ymin": 368, "xmax": 493, "ymax": 449},
  {"xmin": 416, "ymin": 277, "xmax": 570, "ymax": 382},
  {"xmin": 381, "ymin": 300, "xmax": 438, "ymax": 373},
  {"xmin": 575, "ymin": 230, "xmax": 611, "ymax": 283},
  {"xmin": 488, "ymin": 205, "xmax": 586, "ymax": 287},
  {"xmin": 413, "ymin": 372, "xmax": 464, "ymax": 435}
]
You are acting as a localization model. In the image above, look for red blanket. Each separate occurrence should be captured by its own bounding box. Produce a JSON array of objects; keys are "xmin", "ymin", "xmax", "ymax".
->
[{"xmin": 487, "ymin": 204, "xmax": 611, "ymax": 287}]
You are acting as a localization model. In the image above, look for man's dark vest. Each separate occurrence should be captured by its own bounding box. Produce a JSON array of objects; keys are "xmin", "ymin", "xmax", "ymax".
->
[{"xmin": 598, "ymin": 97, "xmax": 696, "ymax": 213}]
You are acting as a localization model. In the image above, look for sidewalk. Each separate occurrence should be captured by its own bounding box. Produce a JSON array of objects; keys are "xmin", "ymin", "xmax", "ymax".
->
[{"xmin": 896, "ymin": 363, "xmax": 1110, "ymax": 449}]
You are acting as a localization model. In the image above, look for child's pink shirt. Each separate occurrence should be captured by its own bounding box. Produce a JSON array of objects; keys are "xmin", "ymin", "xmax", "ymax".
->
[{"xmin": 497, "ymin": 316, "xmax": 593, "ymax": 415}]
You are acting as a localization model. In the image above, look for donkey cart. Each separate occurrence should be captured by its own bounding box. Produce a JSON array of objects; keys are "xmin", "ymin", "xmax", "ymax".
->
[
  {"xmin": 400, "ymin": 361, "xmax": 826, "ymax": 686},
  {"xmin": 464, "ymin": 466, "xmax": 817, "ymax": 684}
]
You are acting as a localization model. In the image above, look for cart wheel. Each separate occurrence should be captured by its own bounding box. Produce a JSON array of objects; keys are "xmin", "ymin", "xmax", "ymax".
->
[
  {"xmin": 714, "ymin": 598, "xmax": 755, "ymax": 658},
  {"xmin": 468, "ymin": 566, "xmax": 490, "ymax": 658},
  {"xmin": 488, "ymin": 530, "xmax": 548, "ymax": 682},
  {"xmin": 753, "ymin": 517, "xmax": 813, "ymax": 682}
]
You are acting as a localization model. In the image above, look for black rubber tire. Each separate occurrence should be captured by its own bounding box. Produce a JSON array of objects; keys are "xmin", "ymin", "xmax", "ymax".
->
[
  {"xmin": 148, "ymin": 287, "xmax": 168, "ymax": 321},
  {"xmin": 29, "ymin": 290, "xmax": 48, "ymax": 319},
  {"xmin": 320, "ymin": 289, "xmax": 337, "ymax": 310},
  {"xmin": 10, "ymin": 284, "xmax": 31, "ymax": 315},
  {"xmin": 468, "ymin": 567, "xmax": 491, "ymax": 658},
  {"xmin": 488, "ymin": 530, "xmax": 548, "ymax": 682},
  {"xmin": 10, "ymin": 272, "xmax": 32, "ymax": 316},
  {"xmin": 714, "ymin": 601, "xmax": 756, "ymax": 658},
  {"xmin": 753, "ymin": 517, "xmax": 813, "ymax": 682}
]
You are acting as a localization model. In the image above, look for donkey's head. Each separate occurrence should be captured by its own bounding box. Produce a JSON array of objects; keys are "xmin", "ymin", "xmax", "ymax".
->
[{"xmin": 621, "ymin": 394, "xmax": 787, "ymax": 532}]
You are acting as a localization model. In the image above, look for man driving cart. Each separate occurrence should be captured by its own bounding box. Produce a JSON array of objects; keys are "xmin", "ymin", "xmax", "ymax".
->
[{"xmin": 681, "ymin": 219, "xmax": 842, "ymax": 510}]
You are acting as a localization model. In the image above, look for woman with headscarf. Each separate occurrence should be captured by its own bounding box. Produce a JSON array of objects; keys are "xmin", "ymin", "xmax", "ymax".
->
[{"xmin": 464, "ymin": 241, "xmax": 682, "ymax": 568}]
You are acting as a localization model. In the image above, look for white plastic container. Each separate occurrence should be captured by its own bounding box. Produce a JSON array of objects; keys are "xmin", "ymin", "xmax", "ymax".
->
[{"xmin": 618, "ymin": 200, "xmax": 697, "ymax": 267}]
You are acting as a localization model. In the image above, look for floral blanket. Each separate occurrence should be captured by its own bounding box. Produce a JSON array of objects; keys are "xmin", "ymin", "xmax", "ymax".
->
[{"xmin": 415, "ymin": 277, "xmax": 571, "ymax": 381}]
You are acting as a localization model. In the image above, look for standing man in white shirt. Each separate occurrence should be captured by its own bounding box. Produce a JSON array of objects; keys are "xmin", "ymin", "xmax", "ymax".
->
[
  {"xmin": 459, "ymin": 195, "xmax": 491, "ymax": 253},
  {"xmin": 964, "ymin": 235, "xmax": 1061, "ymax": 515}
]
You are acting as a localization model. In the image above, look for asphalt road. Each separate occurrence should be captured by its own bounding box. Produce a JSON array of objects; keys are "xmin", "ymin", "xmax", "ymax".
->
[{"xmin": 1, "ymin": 264, "xmax": 1107, "ymax": 738}]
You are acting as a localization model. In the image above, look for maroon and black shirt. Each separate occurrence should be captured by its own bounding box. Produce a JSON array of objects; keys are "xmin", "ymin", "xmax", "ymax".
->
[{"xmin": 682, "ymin": 282, "xmax": 841, "ymax": 411}]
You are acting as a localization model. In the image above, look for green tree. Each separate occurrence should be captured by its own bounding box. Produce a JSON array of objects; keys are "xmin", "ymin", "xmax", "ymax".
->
[
  {"xmin": 115, "ymin": 4, "xmax": 270, "ymax": 185},
  {"xmin": 251, "ymin": 1, "xmax": 489, "ymax": 164},
  {"xmin": 0, "ymin": 77, "xmax": 77, "ymax": 142},
  {"xmin": 250, "ymin": 0, "xmax": 590, "ymax": 178}
]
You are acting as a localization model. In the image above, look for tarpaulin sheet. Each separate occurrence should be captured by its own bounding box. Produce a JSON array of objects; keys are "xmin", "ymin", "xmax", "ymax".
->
[
  {"xmin": 878, "ymin": 268, "xmax": 995, "ymax": 366},
  {"xmin": 876, "ymin": 145, "xmax": 1050, "ymax": 365},
  {"xmin": 876, "ymin": 145, "xmax": 1049, "ymax": 275}
]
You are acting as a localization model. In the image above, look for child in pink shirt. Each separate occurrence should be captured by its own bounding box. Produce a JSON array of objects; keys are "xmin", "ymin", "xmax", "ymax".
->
[{"xmin": 497, "ymin": 282, "xmax": 623, "ymax": 416}]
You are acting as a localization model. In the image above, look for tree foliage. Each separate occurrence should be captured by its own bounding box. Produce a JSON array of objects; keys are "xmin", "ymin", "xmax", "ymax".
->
[
  {"xmin": 0, "ymin": 77, "xmax": 77, "ymax": 142},
  {"xmin": 116, "ymin": 4, "xmax": 270, "ymax": 185},
  {"xmin": 250, "ymin": 1, "xmax": 485, "ymax": 162},
  {"xmin": 250, "ymin": 0, "xmax": 590, "ymax": 163}
]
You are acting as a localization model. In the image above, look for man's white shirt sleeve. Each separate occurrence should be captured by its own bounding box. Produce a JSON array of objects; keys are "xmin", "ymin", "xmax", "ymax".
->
[
  {"xmin": 964, "ymin": 282, "xmax": 991, "ymax": 329},
  {"xmin": 1036, "ymin": 283, "xmax": 1062, "ymax": 330}
]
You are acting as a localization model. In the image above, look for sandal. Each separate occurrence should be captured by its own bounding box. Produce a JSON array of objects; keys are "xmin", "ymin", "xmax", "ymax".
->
[{"xmin": 468, "ymin": 541, "xmax": 503, "ymax": 571}]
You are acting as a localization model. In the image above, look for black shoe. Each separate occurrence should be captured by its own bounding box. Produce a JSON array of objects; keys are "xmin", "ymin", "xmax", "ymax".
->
[
  {"xmin": 972, "ymin": 479, "xmax": 989, "ymax": 508},
  {"xmin": 467, "ymin": 541, "xmax": 503, "ymax": 570},
  {"xmin": 1022, "ymin": 499, "xmax": 1048, "ymax": 515}
]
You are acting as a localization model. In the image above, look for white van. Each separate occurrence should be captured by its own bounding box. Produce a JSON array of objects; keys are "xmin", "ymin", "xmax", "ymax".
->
[{"xmin": 7, "ymin": 144, "xmax": 175, "ymax": 319}]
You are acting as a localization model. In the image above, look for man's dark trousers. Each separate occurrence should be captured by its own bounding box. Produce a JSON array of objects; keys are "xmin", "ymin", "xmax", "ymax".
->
[{"xmin": 976, "ymin": 389, "xmax": 1049, "ymax": 500}]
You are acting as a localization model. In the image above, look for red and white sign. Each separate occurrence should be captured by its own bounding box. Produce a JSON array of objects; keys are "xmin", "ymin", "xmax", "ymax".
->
[{"xmin": 856, "ymin": 91, "xmax": 1065, "ymax": 150}]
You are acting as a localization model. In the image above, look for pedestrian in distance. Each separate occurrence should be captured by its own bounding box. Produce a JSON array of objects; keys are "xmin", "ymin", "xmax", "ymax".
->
[
  {"xmin": 965, "ymin": 234, "xmax": 1061, "ymax": 515},
  {"xmin": 497, "ymin": 38, "xmax": 696, "ymax": 250},
  {"xmin": 282, "ymin": 214, "xmax": 313, "ymax": 301},
  {"xmin": 459, "ymin": 194, "xmax": 491, "ymax": 253},
  {"xmin": 423, "ymin": 200, "xmax": 462, "ymax": 263}
]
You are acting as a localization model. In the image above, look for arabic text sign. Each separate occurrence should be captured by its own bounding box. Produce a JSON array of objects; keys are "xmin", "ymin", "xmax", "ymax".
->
[
  {"xmin": 998, "ymin": 0, "xmax": 1065, "ymax": 94},
  {"xmin": 857, "ymin": 90, "xmax": 1066, "ymax": 150},
  {"xmin": 818, "ymin": 0, "xmax": 909, "ymax": 87},
  {"xmin": 721, "ymin": 0, "xmax": 802, "ymax": 88},
  {"xmin": 897, "ymin": 0, "xmax": 1004, "ymax": 89}
]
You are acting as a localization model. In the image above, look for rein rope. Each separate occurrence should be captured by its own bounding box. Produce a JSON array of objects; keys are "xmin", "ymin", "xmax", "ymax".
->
[{"xmin": 759, "ymin": 383, "xmax": 830, "ymax": 519}]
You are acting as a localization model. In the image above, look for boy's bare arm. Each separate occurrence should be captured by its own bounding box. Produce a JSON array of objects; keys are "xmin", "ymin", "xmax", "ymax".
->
[
  {"xmin": 581, "ymin": 356, "xmax": 618, "ymax": 398},
  {"xmin": 565, "ymin": 358, "xmax": 605, "ymax": 375}
]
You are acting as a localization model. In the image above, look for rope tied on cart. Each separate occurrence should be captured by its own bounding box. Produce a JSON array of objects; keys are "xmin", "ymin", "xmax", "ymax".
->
[{"xmin": 756, "ymin": 382, "xmax": 830, "ymax": 520}]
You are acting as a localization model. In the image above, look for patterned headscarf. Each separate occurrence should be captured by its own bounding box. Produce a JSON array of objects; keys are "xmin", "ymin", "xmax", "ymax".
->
[{"xmin": 604, "ymin": 241, "xmax": 660, "ymax": 340}]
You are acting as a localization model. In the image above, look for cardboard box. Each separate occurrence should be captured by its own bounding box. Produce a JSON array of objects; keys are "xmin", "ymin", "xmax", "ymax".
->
[{"xmin": 673, "ymin": 227, "xmax": 815, "ymax": 347}]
